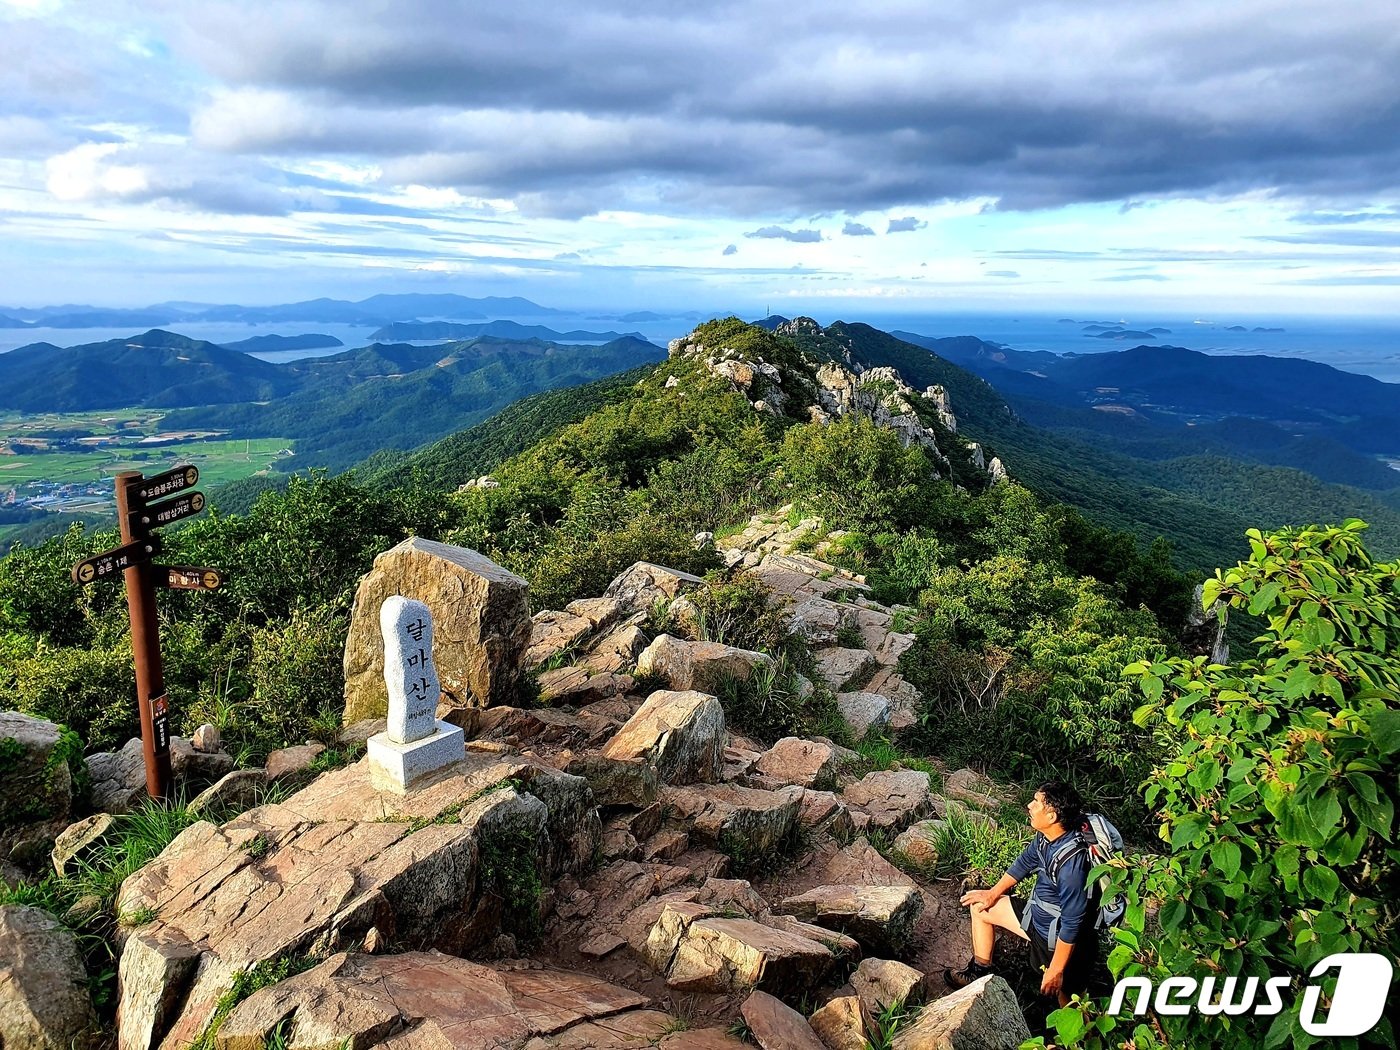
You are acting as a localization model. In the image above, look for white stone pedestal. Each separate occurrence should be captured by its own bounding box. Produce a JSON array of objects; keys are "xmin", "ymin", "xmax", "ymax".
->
[{"xmin": 367, "ymin": 720, "xmax": 465, "ymax": 792}]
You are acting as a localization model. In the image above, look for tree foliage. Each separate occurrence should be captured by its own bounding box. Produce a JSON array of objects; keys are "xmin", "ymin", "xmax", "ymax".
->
[{"xmin": 1041, "ymin": 520, "xmax": 1400, "ymax": 1049}]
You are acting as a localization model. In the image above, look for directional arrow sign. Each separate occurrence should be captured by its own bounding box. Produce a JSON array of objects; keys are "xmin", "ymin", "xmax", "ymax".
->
[
  {"xmin": 134, "ymin": 490, "xmax": 206, "ymax": 530},
  {"xmin": 157, "ymin": 565, "xmax": 224, "ymax": 591},
  {"xmin": 128, "ymin": 465, "xmax": 199, "ymax": 505},
  {"xmin": 72, "ymin": 537, "xmax": 160, "ymax": 585}
]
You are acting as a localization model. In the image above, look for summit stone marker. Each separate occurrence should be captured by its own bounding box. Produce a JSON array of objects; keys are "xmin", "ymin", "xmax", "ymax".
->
[{"xmin": 367, "ymin": 596, "xmax": 465, "ymax": 790}]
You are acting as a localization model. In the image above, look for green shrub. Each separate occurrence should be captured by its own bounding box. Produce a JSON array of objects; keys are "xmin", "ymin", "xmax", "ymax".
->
[
  {"xmin": 1039, "ymin": 521, "xmax": 1400, "ymax": 1049},
  {"xmin": 780, "ymin": 415, "xmax": 939, "ymax": 532}
]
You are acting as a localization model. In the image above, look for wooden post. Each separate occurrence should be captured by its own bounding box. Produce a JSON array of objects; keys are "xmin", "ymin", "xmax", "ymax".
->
[{"xmin": 115, "ymin": 470, "xmax": 172, "ymax": 800}]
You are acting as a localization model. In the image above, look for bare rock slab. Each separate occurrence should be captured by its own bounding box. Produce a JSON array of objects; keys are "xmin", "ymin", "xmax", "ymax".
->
[
  {"xmin": 343, "ymin": 538, "xmax": 530, "ymax": 722},
  {"xmin": 643, "ymin": 903, "xmax": 837, "ymax": 995},
  {"xmin": 850, "ymin": 957, "xmax": 927, "ymax": 1013},
  {"xmin": 753, "ymin": 737, "xmax": 840, "ymax": 789},
  {"xmin": 219, "ymin": 950, "xmax": 648, "ymax": 1049},
  {"xmin": 602, "ymin": 689, "xmax": 725, "ymax": 785},
  {"xmin": 843, "ymin": 770, "xmax": 934, "ymax": 832},
  {"xmin": 741, "ymin": 990, "xmax": 827, "ymax": 1050},
  {"xmin": 808, "ymin": 995, "xmax": 867, "ymax": 1050},
  {"xmin": 0, "ymin": 904, "xmax": 99, "ymax": 1050},
  {"xmin": 890, "ymin": 975, "xmax": 1030, "ymax": 1050},
  {"xmin": 636, "ymin": 634, "xmax": 775, "ymax": 694},
  {"xmin": 662, "ymin": 783, "xmax": 801, "ymax": 857},
  {"xmin": 778, "ymin": 885, "xmax": 922, "ymax": 953}
]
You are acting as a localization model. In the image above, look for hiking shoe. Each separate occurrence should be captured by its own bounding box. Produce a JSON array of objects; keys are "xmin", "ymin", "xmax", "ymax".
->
[{"xmin": 944, "ymin": 958, "xmax": 996, "ymax": 989}]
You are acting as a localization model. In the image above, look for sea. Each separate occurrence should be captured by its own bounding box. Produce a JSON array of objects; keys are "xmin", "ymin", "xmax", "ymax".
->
[{"xmin": 2, "ymin": 310, "xmax": 1398, "ymax": 382}]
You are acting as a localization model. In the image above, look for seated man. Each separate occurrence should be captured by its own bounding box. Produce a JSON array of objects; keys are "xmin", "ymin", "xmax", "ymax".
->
[{"xmin": 945, "ymin": 780, "xmax": 1099, "ymax": 1006}]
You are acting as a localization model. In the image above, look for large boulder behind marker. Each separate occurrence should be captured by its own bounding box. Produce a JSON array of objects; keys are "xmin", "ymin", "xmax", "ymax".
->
[
  {"xmin": 343, "ymin": 538, "xmax": 531, "ymax": 721},
  {"xmin": 0, "ymin": 712, "xmax": 79, "ymax": 868}
]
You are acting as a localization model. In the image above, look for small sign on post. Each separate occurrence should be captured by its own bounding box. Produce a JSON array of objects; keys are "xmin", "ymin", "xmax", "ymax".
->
[{"xmin": 71, "ymin": 465, "xmax": 224, "ymax": 801}]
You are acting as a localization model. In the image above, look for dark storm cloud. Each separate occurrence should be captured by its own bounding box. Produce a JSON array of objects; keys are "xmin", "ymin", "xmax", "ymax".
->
[
  {"xmin": 11, "ymin": 0, "xmax": 1400, "ymax": 225},
  {"xmin": 842, "ymin": 222, "xmax": 875, "ymax": 236},
  {"xmin": 745, "ymin": 226, "xmax": 823, "ymax": 243}
]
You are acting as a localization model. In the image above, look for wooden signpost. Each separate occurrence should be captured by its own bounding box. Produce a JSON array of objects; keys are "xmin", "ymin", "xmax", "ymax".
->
[{"xmin": 70, "ymin": 466, "xmax": 224, "ymax": 801}]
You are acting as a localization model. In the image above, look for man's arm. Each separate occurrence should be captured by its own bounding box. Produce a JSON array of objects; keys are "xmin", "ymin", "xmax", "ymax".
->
[{"xmin": 1042, "ymin": 939, "xmax": 1074, "ymax": 996}]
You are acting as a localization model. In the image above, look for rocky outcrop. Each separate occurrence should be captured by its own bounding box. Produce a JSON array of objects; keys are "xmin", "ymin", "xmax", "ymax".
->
[
  {"xmin": 0, "ymin": 903, "xmax": 99, "ymax": 1049},
  {"xmin": 892, "ymin": 820, "xmax": 945, "ymax": 872},
  {"xmin": 50, "ymin": 812, "xmax": 117, "ymax": 877},
  {"xmin": 808, "ymin": 995, "xmax": 867, "ymax": 1050},
  {"xmin": 635, "ymin": 635, "xmax": 775, "ymax": 694},
  {"xmin": 218, "ymin": 950, "xmax": 649, "ymax": 1049},
  {"xmin": 844, "ymin": 771, "xmax": 935, "ymax": 832},
  {"xmin": 850, "ymin": 957, "xmax": 927, "ymax": 1013},
  {"xmin": 741, "ymin": 990, "xmax": 826, "ymax": 1050},
  {"xmin": 642, "ymin": 902, "xmax": 839, "ymax": 994},
  {"xmin": 890, "ymin": 975, "xmax": 1030, "ymax": 1049},
  {"xmin": 752, "ymin": 737, "xmax": 842, "ymax": 790},
  {"xmin": 662, "ymin": 783, "xmax": 801, "ymax": 857},
  {"xmin": 114, "ymin": 754, "xmax": 599, "ymax": 1050},
  {"xmin": 343, "ymin": 538, "xmax": 531, "ymax": 721},
  {"xmin": 1, "ymin": 712, "xmax": 78, "ymax": 867},
  {"xmin": 601, "ymin": 690, "xmax": 726, "ymax": 785},
  {"xmin": 603, "ymin": 562, "xmax": 704, "ymax": 616},
  {"xmin": 86, "ymin": 735, "xmax": 235, "ymax": 815},
  {"xmin": 777, "ymin": 885, "xmax": 923, "ymax": 953}
]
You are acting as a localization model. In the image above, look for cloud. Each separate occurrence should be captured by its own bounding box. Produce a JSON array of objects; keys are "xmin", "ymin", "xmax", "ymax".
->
[
  {"xmin": 886, "ymin": 216, "xmax": 926, "ymax": 233},
  {"xmin": 722, "ymin": 243, "xmax": 737, "ymax": 255},
  {"xmin": 744, "ymin": 225, "xmax": 822, "ymax": 243},
  {"xmin": 1100, "ymin": 272, "xmax": 1171, "ymax": 282},
  {"xmin": 842, "ymin": 221, "xmax": 875, "ymax": 236},
  {"xmin": 985, "ymin": 270, "xmax": 1019, "ymax": 278},
  {"xmin": 81, "ymin": 0, "xmax": 1392, "ymax": 220}
]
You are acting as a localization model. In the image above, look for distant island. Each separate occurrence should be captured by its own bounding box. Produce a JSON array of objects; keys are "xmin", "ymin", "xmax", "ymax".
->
[{"xmin": 219, "ymin": 333, "xmax": 344, "ymax": 353}]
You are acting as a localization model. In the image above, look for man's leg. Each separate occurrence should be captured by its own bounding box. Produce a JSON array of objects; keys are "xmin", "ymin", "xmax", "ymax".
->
[
  {"xmin": 948, "ymin": 896, "xmax": 1030, "ymax": 988},
  {"xmin": 970, "ymin": 896, "xmax": 1030, "ymax": 963}
]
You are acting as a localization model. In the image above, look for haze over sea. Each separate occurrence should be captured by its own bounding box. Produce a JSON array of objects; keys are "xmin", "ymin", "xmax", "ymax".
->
[{"xmin": 3, "ymin": 309, "xmax": 1398, "ymax": 382}]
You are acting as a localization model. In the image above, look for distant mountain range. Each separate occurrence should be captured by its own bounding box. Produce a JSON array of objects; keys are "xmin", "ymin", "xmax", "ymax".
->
[
  {"xmin": 368, "ymin": 320, "xmax": 645, "ymax": 342},
  {"xmin": 0, "ymin": 294, "xmax": 561, "ymax": 329},
  {"xmin": 0, "ymin": 328, "xmax": 664, "ymax": 471}
]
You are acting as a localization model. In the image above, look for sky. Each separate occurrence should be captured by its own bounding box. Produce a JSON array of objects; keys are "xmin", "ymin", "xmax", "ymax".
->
[{"xmin": 1, "ymin": 0, "xmax": 1398, "ymax": 316}]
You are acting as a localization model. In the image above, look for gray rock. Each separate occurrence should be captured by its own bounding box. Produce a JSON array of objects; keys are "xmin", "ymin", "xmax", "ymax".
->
[
  {"xmin": 0, "ymin": 903, "xmax": 99, "ymax": 1049},
  {"xmin": 51, "ymin": 813, "xmax": 118, "ymax": 877},
  {"xmin": 636, "ymin": 634, "xmax": 775, "ymax": 694},
  {"xmin": 188, "ymin": 769, "xmax": 268, "ymax": 817},
  {"xmin": 603, "ymin": 561, "xmax": 704, "ymax": 615},
  {"xmin": 602, "ymin": 689, "xmax": 726, "ymax": 785},
  {"xmin": 836, "ymin": 691, "xmax": 892, "ymax": 739},
  {"xmin": 343, "ymin": 538, "xmax": 531, "ymax": 721},
  {"xmin": 0, "ymin": 712, "xmax": 75, "ymax": 864},
  {"xmin": 890, "ymin": 974, "xmax": 1030, "ymax": 1049}
]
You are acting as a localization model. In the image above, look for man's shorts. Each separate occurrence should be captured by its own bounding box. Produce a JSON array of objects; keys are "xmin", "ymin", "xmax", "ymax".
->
[{"xmin": 1011, "ymin": 898, "xmax": 1102, "ymax": 997}]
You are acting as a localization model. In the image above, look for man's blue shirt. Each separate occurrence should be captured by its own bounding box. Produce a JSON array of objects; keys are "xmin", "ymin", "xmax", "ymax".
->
[{"xmin": 1007, "ymin": 830, "xmax": 1091, "ymax": 945}]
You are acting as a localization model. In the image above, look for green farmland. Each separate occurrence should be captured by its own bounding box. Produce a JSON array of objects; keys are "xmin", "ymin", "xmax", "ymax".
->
[{"xmin": 0, "ymin": 408, "xmax": 292, "ymax": 514}]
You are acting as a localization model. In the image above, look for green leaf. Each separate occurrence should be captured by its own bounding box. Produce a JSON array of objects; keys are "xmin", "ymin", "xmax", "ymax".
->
[
  {"xmin": 1309, "ymin": 790, "xmax": 1344, "ymax": 835},
  {"xmin": 1372, "ymin": 709, "xmax": 1400, "ymax": 755},
  {"xmin": 1346, "ymin": 773, "xmax": 1379, "ymax": 804},
  {"xmin": 1303, "ymin": 864, "xmax": 1340, "ymax": 900},
  {"xmin": 1106, "ymin": 944, "xmax": 1134, "ymax": 976},
  {"xmin": 1050, "ymin": 1006, "xmax": 1086, "ymax": 1045},
  {"xmin": 1170, "ymin": 814, "xmax": 1207, "ymax": 850},
  {"xmin": 1353, "ymin": 792, "xmax": 1394, "ymax": 841},
  {"xmin": 1160, "ymin": 899, "xmax": 1187, "ymax": 931},
  {"xmin": 1211, "ymin": 840, "xmax": 1242, "ymax": 881}
]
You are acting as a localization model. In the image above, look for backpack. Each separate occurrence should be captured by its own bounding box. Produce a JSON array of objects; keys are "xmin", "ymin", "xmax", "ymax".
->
[{"xmin": 1048, "ymin": 812, "xmax": 1127, "ymax": 929}]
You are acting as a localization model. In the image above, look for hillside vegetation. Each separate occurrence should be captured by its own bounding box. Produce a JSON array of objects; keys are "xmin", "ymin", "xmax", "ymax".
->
[{"xmin": 2, "ymin": 318, "xmax": 1396, "ymax": 1048}]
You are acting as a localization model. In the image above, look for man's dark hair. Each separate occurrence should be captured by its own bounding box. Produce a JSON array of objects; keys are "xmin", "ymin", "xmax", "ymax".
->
[{"xmin": 1037, "ymin": 780, "xmax": 1086, "ymax": 831}]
